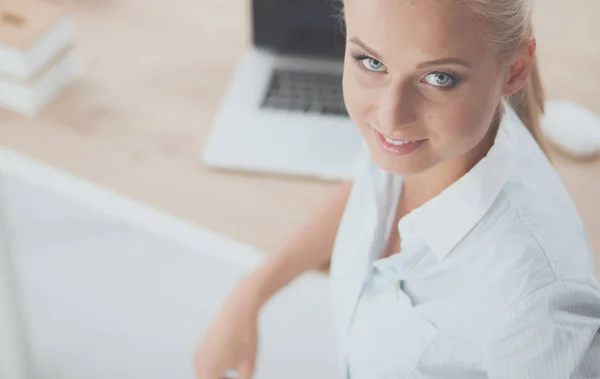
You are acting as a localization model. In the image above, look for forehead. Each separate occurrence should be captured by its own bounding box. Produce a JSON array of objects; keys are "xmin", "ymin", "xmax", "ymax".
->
[{"xmin": 344, "ymin": 0, "xmax": 489, "ymax": 62}]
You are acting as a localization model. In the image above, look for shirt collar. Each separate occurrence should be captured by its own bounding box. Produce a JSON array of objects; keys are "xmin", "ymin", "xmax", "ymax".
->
[{"xmin": 395, "ymin": 104, "xmax": 518, "ymax": 261}]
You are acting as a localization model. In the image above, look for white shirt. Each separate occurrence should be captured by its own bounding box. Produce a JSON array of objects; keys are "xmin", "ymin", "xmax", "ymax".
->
[{"xmin": 329, "ymin": 104, "xmax": 600, "ymax": 379}]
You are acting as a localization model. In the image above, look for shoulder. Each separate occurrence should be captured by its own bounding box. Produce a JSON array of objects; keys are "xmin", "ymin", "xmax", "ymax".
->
[
  {"xmin": 461, "ymin": 186, "xmax": 596, "ymax": 308},
  {"xmin": 495, "ymin": 114, "xmax": 596, "ymax": 282}
]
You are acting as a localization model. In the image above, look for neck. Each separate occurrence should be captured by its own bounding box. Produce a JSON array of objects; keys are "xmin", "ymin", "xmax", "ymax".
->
[{"xmin": 400, "ymin": 124, "xmax": 498, "ymax": 217}]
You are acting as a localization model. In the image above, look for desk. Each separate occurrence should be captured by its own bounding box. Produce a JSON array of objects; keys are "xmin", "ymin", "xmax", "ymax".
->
[{"xmin": 0, "ymin": 0, "xmax": 338, "ymax": 258}]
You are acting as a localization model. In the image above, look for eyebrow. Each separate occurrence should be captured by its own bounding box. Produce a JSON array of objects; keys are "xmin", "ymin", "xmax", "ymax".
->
[
  {"xmin": 348, "ymin": 37, "xmax": 473, "ymax": 69},
  {"xmin": 417, "ymin": 58, "xmax": 472, "ymax": 69},
  {"xmin": 349, "ymin": 37, "xmax": 383, "ymax": 60}
]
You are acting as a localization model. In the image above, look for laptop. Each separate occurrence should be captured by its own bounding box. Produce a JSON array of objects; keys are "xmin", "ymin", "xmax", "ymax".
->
[{"xmin": 202, "ymin": 0, "xmax": 364, "ymax": 181}]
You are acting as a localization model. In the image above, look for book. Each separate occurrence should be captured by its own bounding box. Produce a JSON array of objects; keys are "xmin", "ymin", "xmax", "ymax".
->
[
  {"xmin": 0, "ymin": 0, "xmax": 79, "ymax": 115},
  {"xmin": 0, "ymin": 46, "xmax": 80, "ymax": 115}
]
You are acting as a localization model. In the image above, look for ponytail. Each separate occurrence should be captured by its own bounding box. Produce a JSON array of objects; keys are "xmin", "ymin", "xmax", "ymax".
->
[{"xmin": 506, "ymin": 54, "xmax": 549, "ymax": 156}]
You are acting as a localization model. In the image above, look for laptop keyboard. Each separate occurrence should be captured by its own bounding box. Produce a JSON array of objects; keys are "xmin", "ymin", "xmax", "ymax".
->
[{"xmin": 261, "ymin": 69, "xmax": 348, "ymax": 116}]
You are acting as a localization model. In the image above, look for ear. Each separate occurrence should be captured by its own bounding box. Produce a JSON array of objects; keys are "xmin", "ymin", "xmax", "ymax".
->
[{"xmin": 502, "ymin": 38, "xmax": 536, "ymax": 97}]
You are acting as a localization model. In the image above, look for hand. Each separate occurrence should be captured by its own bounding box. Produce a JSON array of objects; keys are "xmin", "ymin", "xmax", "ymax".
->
[{"xmin": 194, "ymin": 288, "xmax": 260, "ymax": 379}]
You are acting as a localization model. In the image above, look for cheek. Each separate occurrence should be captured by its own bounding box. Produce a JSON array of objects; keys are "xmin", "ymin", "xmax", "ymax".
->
[
  {"xmin": 342, "ymin": 70, "xmax": 376, "ymax": 126},
  {"xmin": 428, "ymin": 91, "xmax": 498, "ymax": 149},
  {"xmin": 445, "ymin": 112, "xmax": 487, "ymax": 143}
]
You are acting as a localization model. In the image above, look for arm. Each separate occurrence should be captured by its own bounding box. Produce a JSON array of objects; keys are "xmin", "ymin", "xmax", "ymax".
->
[
  {"xmin": 241, "ymin": 180, "xmax": 353, "ymax": 307},
  {"xmin": 194, "ymin": 181, "xmax": 353, "ymax": 379}
]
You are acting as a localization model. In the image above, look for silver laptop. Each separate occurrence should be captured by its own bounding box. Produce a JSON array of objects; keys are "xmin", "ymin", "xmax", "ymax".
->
[{"xmin": 202, "ymin": 0, "xmax": 364, "ymax": 181}]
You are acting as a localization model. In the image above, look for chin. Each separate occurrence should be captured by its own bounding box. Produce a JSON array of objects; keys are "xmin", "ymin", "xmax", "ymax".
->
[{"xmin": 368, "ymin": 148, "xmax": 435, "ymax": 176}]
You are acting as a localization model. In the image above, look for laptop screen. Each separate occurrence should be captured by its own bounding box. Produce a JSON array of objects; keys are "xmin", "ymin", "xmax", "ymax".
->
[{"xmin": 252, "ymin": 0, "xmax": 346, "ymax": 58}]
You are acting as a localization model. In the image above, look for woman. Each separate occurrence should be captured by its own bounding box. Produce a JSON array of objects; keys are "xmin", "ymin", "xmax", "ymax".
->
[{"xmin": 195, "ymin": 0, "xmax": 600, "ymax": 378}]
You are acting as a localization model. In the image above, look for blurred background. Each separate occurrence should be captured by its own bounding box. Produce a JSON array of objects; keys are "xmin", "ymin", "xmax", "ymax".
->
[{"xmin": 0, "ymin": 0, "xmax": 599, "ymax": 378}]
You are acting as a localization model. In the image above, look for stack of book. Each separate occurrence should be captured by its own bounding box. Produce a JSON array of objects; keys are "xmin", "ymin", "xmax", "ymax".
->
[{"xmin": 0, "ymin": 0, "xmax": 80, "ymax": 116}]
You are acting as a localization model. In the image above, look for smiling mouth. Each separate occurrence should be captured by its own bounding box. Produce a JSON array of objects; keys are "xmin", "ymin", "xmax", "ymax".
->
[
  {"xmin": 372, "ymin": 129, "xmax": 427, "ymax": 155},
  {"xmin": 373, "ymin": 129, "xmax": 426, "ymax": 145}
]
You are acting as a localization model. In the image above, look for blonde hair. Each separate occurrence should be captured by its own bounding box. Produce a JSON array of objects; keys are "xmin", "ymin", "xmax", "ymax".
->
[
  {"xmin": 467, "ymin": 0, "xmax": 548, "ymax": 155},
  {"xmin": 338, "ymin": 0, "xmax": 548, "ymax": 154}
]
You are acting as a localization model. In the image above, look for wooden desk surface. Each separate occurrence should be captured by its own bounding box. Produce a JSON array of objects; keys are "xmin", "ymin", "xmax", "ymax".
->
[{"xmin": 0, "ymin": 0, "xmax": 599, "ymax": 274}]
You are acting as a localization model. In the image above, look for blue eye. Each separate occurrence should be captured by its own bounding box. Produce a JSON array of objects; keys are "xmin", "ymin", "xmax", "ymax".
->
[
  {"xmin": 360, "ymin": 57, "xmax": 385, "ymax": 72},
  {"xmin": 424, "ymin": 72, "xmax": 456, "ymax": 87}
]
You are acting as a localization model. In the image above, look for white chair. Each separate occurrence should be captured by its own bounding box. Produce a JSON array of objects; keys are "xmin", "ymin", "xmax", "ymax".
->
[{"xmin": 0, "ymin": 149, "xmax": 341, "ymax": 379}]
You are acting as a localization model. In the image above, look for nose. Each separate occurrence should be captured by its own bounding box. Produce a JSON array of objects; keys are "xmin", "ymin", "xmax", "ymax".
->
[{"xmin": 377, "ymin": 81, "xmax": 418, "ymax": 134}]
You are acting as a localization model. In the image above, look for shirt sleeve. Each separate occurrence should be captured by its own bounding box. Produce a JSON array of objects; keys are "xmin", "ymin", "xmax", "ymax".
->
[{"xmin": 484, "ymin": 280, "xmax": 600, "ymax": 379}]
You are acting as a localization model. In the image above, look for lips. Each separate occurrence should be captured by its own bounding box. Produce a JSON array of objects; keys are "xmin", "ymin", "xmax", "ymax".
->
[{"xmin": 373, "ymin": 129, "xmax": 426, "ymax": 156}]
